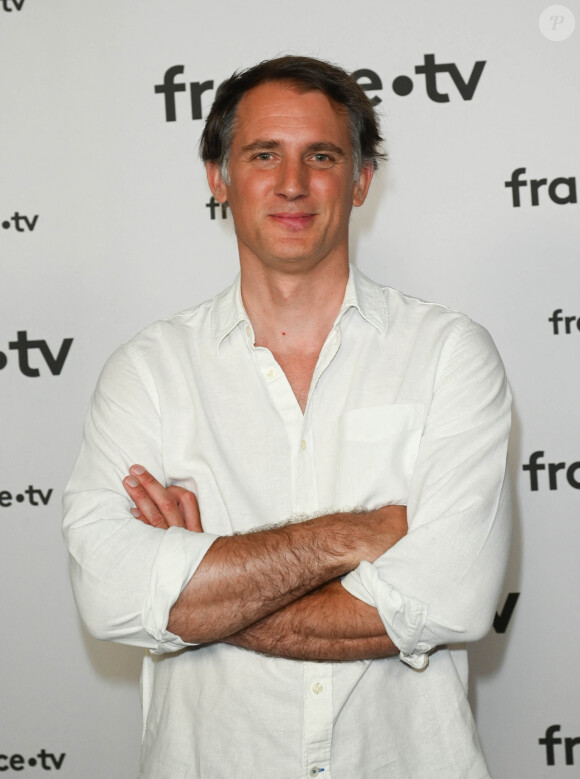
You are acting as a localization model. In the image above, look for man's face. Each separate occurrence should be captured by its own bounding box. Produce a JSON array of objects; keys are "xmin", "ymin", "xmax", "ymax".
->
[{"xmin": 206, "ymin": 81, "xmax": 373, "ymax": 275}]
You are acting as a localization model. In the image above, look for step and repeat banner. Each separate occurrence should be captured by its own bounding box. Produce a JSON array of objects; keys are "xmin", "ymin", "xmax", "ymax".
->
[{"xmin": 1, "ymin": 1, "xmax": 579, "ymax": 776}]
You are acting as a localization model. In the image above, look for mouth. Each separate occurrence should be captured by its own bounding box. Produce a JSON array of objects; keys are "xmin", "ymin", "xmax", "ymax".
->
[{"xmin": 269, "ymin": 213, "xmax": 316, "ymax": 230}]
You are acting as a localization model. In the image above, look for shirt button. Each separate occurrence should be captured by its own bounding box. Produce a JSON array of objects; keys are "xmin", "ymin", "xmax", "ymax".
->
[
  {"xmin": 312, "ymin": 682, "xmax": 323, "ymax": 694},
  {"xmin": 309, "ymin": 769, "xmax": 321, "ymax": 777},
  {"xmin": 245, "ymin": 325, "xmax": 252, "ymax": 338},
  {"xmin": 300, "ymin": 439, "xmax": 307, "ymax": 451},
  {"xmin": 265, "ymin": 367, "xmax": 276, "ymax": 379}
]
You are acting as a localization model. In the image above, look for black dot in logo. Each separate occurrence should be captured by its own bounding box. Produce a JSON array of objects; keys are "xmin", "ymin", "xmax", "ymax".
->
[
  {"xmin": 0, "ymin": 351, "xmax": 7, "ymax": 370},
  {"xmin": 2, "ymin": 221, "xmax": 10, "ymax": 229},
  {"xmin": 16, "ymin": 494, "xmax": 25, "ymax": 503},
  {"xmin": 392, "ymin": 75, "xmax": 414, "ymax": 96},
  {"xmin": 28, "ymin": 758, "xmax": 37, "ymax": 767}
]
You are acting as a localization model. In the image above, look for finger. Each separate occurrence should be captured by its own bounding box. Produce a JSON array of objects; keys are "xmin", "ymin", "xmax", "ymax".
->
[
  {"xmin": 130, "ymin": 506, "xmax": 149, "ymax": 525},
  {"xmin": 123, "ymin": 475, "xmax": 170, "ymax": 529},
  {"xmin": 168, "ymin": 486, "xmax": 202, "ymax": 533},
  {"xmin": 124, "ymin": 465, "xmax": 186, "ymax": 529}
]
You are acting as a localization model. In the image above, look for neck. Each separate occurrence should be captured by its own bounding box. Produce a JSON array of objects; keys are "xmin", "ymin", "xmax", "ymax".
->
[{"xmin": 240, "ymin": 259, "xmax": 349, "ymax": 355}]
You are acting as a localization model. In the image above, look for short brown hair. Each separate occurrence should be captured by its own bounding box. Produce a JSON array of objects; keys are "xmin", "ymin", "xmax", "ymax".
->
[{"xmin": 199, "ymin": 55, "xmax": 386, "ymax": 180}]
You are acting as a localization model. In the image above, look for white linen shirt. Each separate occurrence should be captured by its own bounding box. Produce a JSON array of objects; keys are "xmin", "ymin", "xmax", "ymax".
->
[{"xmin": 63, "ymin": 267, "xmax": 511, "ymax": 779}]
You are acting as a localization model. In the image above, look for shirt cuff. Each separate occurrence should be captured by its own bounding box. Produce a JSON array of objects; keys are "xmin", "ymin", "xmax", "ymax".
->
[
  {"xmin": 142, "ymin": 527, "xmax": 219, "ymax": 654},
  {"xmin": 341, "ymin": 561, "xmax": 432, "ymax": 670}
]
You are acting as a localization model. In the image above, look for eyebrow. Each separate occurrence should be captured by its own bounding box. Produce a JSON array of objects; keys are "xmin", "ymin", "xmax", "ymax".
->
[
  {"xmin": 240, "ymin": 139, "xmax": 346, "ymax": 157},
  {"xmin": 306, "ymin": 142, "xmax": 346, "ymax": 157}
]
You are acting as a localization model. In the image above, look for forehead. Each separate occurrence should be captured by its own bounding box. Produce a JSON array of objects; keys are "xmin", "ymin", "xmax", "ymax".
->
[{"xmin": 231, "ymin": 81, "xmax": 351, "ymax": 148}]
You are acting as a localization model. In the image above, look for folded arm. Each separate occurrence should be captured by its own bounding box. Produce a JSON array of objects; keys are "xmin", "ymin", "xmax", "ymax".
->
[
  {"xmin": 124, "ymin": 466, "xmax": 406, "ymax": 646},
  {"xmin": 120, "ymin": 321, "xmax": 511, "ymax": 662}
]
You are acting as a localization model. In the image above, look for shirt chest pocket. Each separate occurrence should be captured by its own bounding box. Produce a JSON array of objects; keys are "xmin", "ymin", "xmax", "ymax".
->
[{"xmin": 333, "ymin": 404, "xmax": 424, "ymax": 508}]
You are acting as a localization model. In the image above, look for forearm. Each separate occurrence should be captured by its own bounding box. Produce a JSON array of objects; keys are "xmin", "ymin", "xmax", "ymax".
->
[
  {"xmin": 168, "ymin": 507, "xmax": 406, "ymax": 644},
  {"xmin": 223, "ymin": 579, "xmax": 399, "ymax": 661}
]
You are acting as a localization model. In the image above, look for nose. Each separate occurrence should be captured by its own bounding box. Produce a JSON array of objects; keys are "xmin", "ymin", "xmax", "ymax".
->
[{"xmin": 275, "ymin": 157, "xmax": 309, "ymax": 200}]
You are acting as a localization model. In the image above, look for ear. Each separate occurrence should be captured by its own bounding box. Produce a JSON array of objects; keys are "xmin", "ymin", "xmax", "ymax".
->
[
  {"xmin": 206, "ymin": 161, "xmax": 228, "ymax": 203},
  {"xmin": 352, "ymin": 162, "xmax": 375, "ymax": 207}
]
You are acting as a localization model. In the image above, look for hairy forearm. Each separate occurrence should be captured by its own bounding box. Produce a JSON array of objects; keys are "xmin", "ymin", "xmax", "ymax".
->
[
  {"xmin": 168, "ymin": 507, "xmax": 406, "ymax": 644},
  {"xmin": 223, "ymin": 579, "xmax": 399, "ymax": 661}
]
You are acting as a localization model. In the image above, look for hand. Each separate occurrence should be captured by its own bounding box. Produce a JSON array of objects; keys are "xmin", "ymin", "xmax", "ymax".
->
[{"xmin": 123, "ymin": 464, "xmax": 202, "ymax": 532}]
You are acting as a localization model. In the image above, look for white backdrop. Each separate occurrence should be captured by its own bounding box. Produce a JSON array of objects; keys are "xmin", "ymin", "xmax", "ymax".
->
[{"xmin": 1, "ymin": 1, "xmax": 579, "ymax": 776}]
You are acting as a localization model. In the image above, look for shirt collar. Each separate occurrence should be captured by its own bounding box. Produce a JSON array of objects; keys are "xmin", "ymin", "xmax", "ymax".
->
[
  {"xmin": 338, "ymin": 264, "xmax": 387, "ymax": 334},
  {"xmin": 211, "ymin": 265, "xmax": 388, "ymax": 353},
  {"xmin": 211, "ymin": 275, "xmax": 250, "ymax": 352}
]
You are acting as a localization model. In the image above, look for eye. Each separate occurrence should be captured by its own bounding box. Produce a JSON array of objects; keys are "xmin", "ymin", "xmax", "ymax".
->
[
  {"xmin": 250, "ymin": 152, "xmax": 278, "ymax": 168},
  {"xmin": 310, "ymin": 153, "xmax": 335, "ymax": 168}
]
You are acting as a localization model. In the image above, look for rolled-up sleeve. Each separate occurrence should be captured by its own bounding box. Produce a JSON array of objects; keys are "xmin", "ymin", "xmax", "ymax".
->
[
  {"xmin": 341, "ymin": 319, "xmax": 512, "ymax": 669},
  {"xmin": 63, "ymin": 341, "xmax": 219, "ymax": 654}
]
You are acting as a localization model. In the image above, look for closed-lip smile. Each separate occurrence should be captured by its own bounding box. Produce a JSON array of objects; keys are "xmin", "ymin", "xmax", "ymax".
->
[{"xmin": 269, "ymin": 212, "xmax": 316, "ymax": 230}]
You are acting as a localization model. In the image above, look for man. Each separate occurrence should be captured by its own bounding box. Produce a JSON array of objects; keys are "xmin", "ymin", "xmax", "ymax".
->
[{"xmin": 63, "ymin": 56, "xmax": 511, "ymax": 778}]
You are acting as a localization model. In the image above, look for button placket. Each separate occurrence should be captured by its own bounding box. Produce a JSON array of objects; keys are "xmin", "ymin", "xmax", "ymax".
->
[
  {"xmin": 294, "ymin": 424, "xmax": 319, "ymax": 515},
  {"xmin": 304, "ymin": 663, "xmax": 332, "ymax": 779}
]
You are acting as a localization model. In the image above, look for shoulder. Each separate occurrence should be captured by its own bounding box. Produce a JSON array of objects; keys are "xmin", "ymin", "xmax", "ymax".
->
[
  {"xmin": 355, "ymin": 268, "xmax": 503, "ymax": 371},
  {"xmin": 117, "ymin": 279, "xmax": 239, "ymax": 360},
  {"xmin": 356, "ymin": 268, "xmax": 479, "ymax": 339},
  {"xmin": 388, "ymin": 287, "xmax": 494, "ymax": 351},
  {"xmin": 99, "ymin": 282, "xmax": 235, "ymax": 383},
  {"xmin": 129, "ymin": 298, "xmax": 214, "ymax": 351},
  {"xmin": 385, "ymin": 285, "xmax": 471, "ymax": 334}
]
